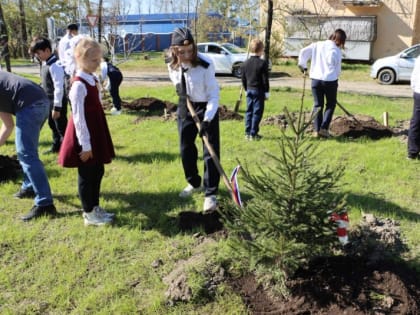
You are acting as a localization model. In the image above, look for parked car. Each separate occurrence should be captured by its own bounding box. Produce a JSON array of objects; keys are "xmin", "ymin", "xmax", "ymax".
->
[
  {"xmin": 197, "ymin": 42, "xmax": 249, "ymax": 77},
  {"xmin": 370, "ymin": 44, "xmax": 420, "ymax": 85}
]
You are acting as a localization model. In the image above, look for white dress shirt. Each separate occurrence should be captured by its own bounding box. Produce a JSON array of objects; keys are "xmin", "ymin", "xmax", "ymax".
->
[
  {"xmin": 69, "ymin": 70, "xmax": 101, "ymax": 152},
  {"xmin": 46, "ymin": 58, "xmax": 65, "ymax": 109},
  {"xmin": 411, "ymin": 56, "xmax": 420, "ymax": 93},
  {"xmin": 57, "ymin": 33, "xmax": 72, "ymax": 62},
  {"xmin": 298, "ymin": 39, "xmax": 342, "ymax": 82},
  {"xmin": 168, "ymin": 53, "xmax": 219, "ymax": 121}
]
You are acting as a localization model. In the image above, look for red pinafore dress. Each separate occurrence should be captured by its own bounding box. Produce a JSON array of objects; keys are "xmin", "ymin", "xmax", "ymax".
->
[{"xmin": 58, "ymin": 76, "xmax": 115, "ymax": 167}]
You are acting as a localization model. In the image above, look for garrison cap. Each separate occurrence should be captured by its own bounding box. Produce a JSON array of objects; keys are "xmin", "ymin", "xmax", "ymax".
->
[{"xmin": 171, "ymin": 27, "xmax": 194, "ymax": 46}]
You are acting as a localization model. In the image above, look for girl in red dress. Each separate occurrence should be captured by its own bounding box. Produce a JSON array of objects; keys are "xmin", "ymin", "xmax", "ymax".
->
[{"xmin": 58, "ymin": 37, "xmax": 115, "ymax": 226}]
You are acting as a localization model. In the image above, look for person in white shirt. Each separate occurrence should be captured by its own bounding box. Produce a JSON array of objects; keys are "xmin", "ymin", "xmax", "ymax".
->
[
  {"xmin": 408, "ymin": 56, "xmax": 420, "ymax": 159},
  {"xmin": 298, "ymin": 29, "xmax": 347, "ymax": 138},
  {"xmin": 167, "ymin": 27, "xmax": 220, "ymax": 213},
  {"xmin": 58, "ymin": 24, "xmax": 78, "ymax": 75}
]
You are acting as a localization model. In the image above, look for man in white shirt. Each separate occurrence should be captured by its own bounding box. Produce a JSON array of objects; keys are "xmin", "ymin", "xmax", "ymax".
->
[
  {"xmin": 58, "ymin": 24, "xmax": 78, "ymax": 70},
  {"xmin": 58, "ymin": 23, "xmax": 79, "ymax": 96},
  {"xmin": 298, "ymin": 29, "xmax": 347, "ymax": 138}
]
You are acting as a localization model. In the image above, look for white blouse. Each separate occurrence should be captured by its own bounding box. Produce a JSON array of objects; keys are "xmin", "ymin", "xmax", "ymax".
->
[
  {"xmin": 69, "ymin": 70, "xmax": 101, "ymax": 152},
  {"xmin": 168, "ymin": 53, "xmax": 219, "ymax": 121}
]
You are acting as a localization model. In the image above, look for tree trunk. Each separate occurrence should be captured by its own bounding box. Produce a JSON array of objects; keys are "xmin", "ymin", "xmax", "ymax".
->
[
  {"xmin": 264, "ymin": 0, "xmax": 273, "ymax": 61},
  {"xmin": 0, "ymin": 2, "xmax": 11, "ymax": 71},
  {"xmin": 412, "ymin": 0, "xmax": 420, "ymax": 45},
  {"xmin": 98, "ymin": 0, "xmax": 103, "ymax": 43},
  {"xmin": 18, "ymin": 0, "xmax": 29, "ymax": 58}
]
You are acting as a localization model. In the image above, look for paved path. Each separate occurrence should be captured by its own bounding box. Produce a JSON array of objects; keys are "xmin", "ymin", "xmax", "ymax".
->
[
  {"xmin": 109, "ymin": 70, "xmax": 414, "ymax": 99},
  {"xmin": 12, "ymin": 64, "xmax": 413, "ymax": 98}
]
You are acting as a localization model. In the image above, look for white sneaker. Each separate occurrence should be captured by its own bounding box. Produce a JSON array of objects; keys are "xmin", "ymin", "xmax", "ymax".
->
[
  {"xmin": 203, "ymin": 195, "xmax": 217, "ymax": 213},
  {"xmin": 110, "ymin": 107, "xmax": 122, "ymax": 115},
  {"xmin": 179, "ymin": 184, "xmax": 202, "ymax": 198},
  {"xmin": 83, "ymin": 207, "xmax": 113, "ymax": 226},
  {"xmin": 94, "ymin": 206, "xmax": 116, "ymax": 219}
]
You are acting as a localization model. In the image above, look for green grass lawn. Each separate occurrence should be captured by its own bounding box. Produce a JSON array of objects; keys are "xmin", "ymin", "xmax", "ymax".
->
[{"xmin": 0, "ymin": 67, "xmax": 418, "ymax": 313}]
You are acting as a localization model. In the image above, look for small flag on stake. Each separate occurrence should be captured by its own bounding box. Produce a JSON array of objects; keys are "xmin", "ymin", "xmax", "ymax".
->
[
  {"xmin": 229, "ymin": 165, "xmax": 242, "ymax": 208},
  {"xmin": 330, "ymin": 212, "xmax": 349, "ymax": 245}
]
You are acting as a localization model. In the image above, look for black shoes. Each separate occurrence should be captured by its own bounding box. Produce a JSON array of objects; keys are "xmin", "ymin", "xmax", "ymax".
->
[
  {"xmin": 21, "ymin": 204, "xmax": 57, "ymax": 221},
  {"xmin": 407, "ymin": 153, "xmax": 419, "ymax": 160},
  {"xmin": 14, "ymin": 188, "xmax": 36, "ymax": 199}
]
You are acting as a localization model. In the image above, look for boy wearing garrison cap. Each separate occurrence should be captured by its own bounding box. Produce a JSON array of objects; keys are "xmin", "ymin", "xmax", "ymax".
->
[{"xmin": 167, "ymin": 27, "xmax": 220, "ymax": 213}]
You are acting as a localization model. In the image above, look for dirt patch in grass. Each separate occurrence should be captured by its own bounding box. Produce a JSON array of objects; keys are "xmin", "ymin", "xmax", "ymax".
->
[
  {"xmin": 263, "ymin": 113, "xmax": 397, "ymax": 139},
  {"xmin": 0, "ymin": 155, "xmax": 21, "ymax": 182},
  {"xmin": 178, "ymin": 211, "xmax": 419, "ymax": 314},
  {"xmin": 105, "ymin": 97, "xmax": 243, "ymax": 121},
  {"xmin": 230, "ymin": 256, "xmax": 419, "ymax": 315}
]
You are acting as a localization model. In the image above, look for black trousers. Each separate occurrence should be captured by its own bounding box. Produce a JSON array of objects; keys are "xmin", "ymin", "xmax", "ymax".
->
[
  {"xmin": 48, "ymin": 98, "xmax": 68, "ymax": 151},
  {"xmin": 408, "ymin": 92, "xmax": 420, "ymax": 156},
  {"xmin": 78, "ymin": 164, "xmax": 104, "ymax": 212},
  {"xmin": 109, "ymin": 72, "xmax": 123, "ymax": 110},
  {"xmin": 177, "ymin": 106, "xmax": 220, "ymax": 197},
  {"xmin": 311, "ymin": 79, "xmax": 338, "ymax": 131}
]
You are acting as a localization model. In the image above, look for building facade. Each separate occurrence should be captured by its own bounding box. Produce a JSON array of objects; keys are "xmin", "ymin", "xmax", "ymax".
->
[{"xmin": 270, "ymin": 0, "xmax": 420, "ymax": 61}]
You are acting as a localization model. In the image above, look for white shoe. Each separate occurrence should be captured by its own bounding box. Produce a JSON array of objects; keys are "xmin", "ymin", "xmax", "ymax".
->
[
  {"xmin": 83, "ymin": 207, "xmax": 113, "ymax": 226},
  {"xmin": 110, "ymin": 107, "xmax": 122, "ymax": 115},
  {"xmin": 179, "ymin": 184, "xmax": 202, "ymax": 198},
  {"xmin": 203, "ymin": 195, "xmax": 217, "ymax": 213},
  {"xmin": 94, "ymin": 206, "xmax": 116, "ymax": 219}
]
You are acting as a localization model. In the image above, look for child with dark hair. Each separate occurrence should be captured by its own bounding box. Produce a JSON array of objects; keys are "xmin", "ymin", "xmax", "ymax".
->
[
  {"xmin": 298, "ymin": 28, "xmax": 347, "ymax": 138},
  {"xmin": 0, "ymin": 71, "xmax": 57, "ymax": 221},
  {"xmin": 167, "ymin": 27, "xmax": 220, "ymax": 213},
  {"xmin": 100, "ymin": 56, "xmax": 123, "ymax": 115},
  {"xmin": 30, "ymin": 36, "xmax": 68, "ymax": 153}
]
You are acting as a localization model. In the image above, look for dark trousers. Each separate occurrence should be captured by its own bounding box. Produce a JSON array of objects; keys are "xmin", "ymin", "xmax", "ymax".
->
[
  {"xmin": 48, "ymin": 98, "xmax": 68, "ymax": 151},
  {"xmin": 177, "ymin": 106, "xmax": 220, "ymax": 197},
  {"xmin": 408, "ymin": 92, "xmax": 420, "ymax": 156},
  {"xmin": 78, "ymin": 164, "xmax": 104, "ymax": 212},
  {"xmin": 245, "ymin": 89, "xmax": 265, "ymax": 136},
  {"xmin": 311, "ymin": 79, "xmax": 338, "ymax": 131},
  {"xmin": 109, "ymin": 72, "xmax": 123, "ymax": 110}
]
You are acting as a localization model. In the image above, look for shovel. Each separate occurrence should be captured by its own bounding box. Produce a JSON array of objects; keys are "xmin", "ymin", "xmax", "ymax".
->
[
  {"xmin": 336, "ymin": 100, "xmax": 363, "ymax": 127},
  {"xmin": 186, "ymin": 97, "xmax": 242, "ymax": 207},
  {"xmin": 234, "ymin": 36, "xmax": 252, "ymax": 113}
]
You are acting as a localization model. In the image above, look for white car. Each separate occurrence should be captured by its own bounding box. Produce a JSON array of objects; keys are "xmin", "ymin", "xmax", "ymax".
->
[
  {"xmin": 370, "ymin": 44, "xmax": 420, "ymax": 85},
  {"xmin": 197, "ymin": 42, "xmax": 249, "ymax": 78}
]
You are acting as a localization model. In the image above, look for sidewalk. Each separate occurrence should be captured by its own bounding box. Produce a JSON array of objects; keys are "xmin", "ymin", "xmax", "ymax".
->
[{"xmin": 12, "ymin": 65, "xmax": 413, "ymax": 98}]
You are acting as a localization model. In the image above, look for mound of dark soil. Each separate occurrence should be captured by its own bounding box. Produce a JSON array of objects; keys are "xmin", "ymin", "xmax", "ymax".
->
[
  {"xmin": 263, "ymin": 113, "xmax": 394, "ymax": 140},
  {"xmin": 231, "ymin": 256, "xmax": 419, "ymax": 315},
  {"xmin": 330, "ymin": 115, "xmax": 393, "ymax": 139},
  {"xmin": 123, "ymin": 97, "xmax": 177, "ymax": 114},
  {"xmin": 178, "ymin": 210, "xmax": 419, "ymax": 314},
  {"xmin": 124, "ymin": 97, "xmax": 242, "ymax": 121},
  {"xmin": 0, "ymin": 155, "xmax": 21, "ymax": 182}
]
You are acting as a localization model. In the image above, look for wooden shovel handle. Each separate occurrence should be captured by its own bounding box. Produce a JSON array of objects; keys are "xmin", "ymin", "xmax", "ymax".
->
[{"xmin": 186, "ymin": 97, "xmax": 232, "ymax": 193}]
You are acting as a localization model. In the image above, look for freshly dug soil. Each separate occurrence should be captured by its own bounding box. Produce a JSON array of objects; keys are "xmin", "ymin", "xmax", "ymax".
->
[
  {"xmin": 230, "ymin": 256, "xmax": 419, "ymax": 315},
  {"xmin": 178, "ymin": 212, "xmax": 420, "ymax": 314},
  {"xmin": 329, "ymin": 115, "xmax": 393, "ymax": 139},
  {"xmin": 263, "ymin": 113, "xmax": 394, "ymax": 140},
  {"xmin": 116, "ymin": 97, "xmax": 242, "ymax": 121},
  {"xmin": 0, "ymin": 155, "xmax": 21, "ymax": 182}
]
